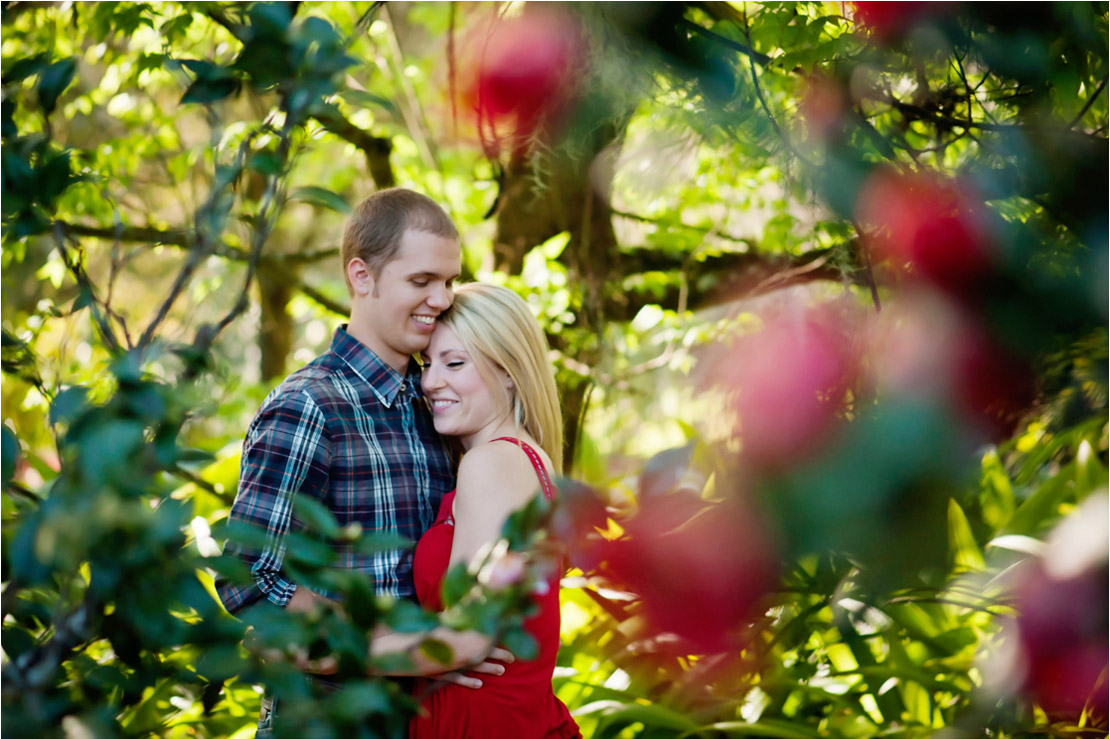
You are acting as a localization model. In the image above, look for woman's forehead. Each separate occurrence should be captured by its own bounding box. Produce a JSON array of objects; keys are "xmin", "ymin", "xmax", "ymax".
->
[{"xmin": 426, "ymin": 324, "xmax": 466, "ymax": 354}]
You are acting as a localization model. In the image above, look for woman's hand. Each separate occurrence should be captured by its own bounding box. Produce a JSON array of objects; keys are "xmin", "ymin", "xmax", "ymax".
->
[
  {"xmin": 434, "ymin": 647, "xmax": 516, "ymax": 689},
  {"xmin": 369, "ymin": 624, "xmax": 512, "ymax": 677}
]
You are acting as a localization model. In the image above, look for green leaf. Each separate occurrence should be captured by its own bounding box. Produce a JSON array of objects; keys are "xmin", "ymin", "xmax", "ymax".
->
[
  {"xmin": 979, "ymin": 449, "xmax": 1014, "ymax": 531},
  {"xmin": 500, "ymin": 626, "xmax": 538, "ymax": 662},
  {"xmin": 577, "ymin": 700, "xmax": 698, "ymax": 731},
  {"xmin": 351, "ymin": 530, "xmax": 413, "ymax": 555},
  {"xmin": 296, "ymin": 16, "xmax": 342, "ymax": 49},
  {"xmin": 947, "ymin": 498, "xmax": 985, "ymax": 572},
  {"xmin": 71, "ymin": 287, "xmax": 94, "ymax": 312},
  {"xmin": 2, "ymin": 425, "xmax": 19, "ymax": 489},
  {"xmin": 283, "ymin": 531, "xmax": 336, "ymax": 568},
  {"xmin": 39, "ymin": 150, "xmax": 74, "ymax": 204},
  {"xmin": 37, "ymin": 58, "xmax": 77, "ymax": 115},
  {"xmin": 690, "ymin": 719, "xmax": 823, "ymax": 739},
  {"xmin": 418, "ymin": 637, "xmax": 454, "ymax": 667},
  {"xmin": 4, "ymin": 53, "xmax": 50, "ymax": 83},
  {"xmin": 158, "ymin": 13, "xmax": 193, "ymax": 41},
  {"xmin": 1, "ymin": 99, "xmax": 15, "ymax": 138},
  {"xmin": 537, "ymin": 231, "xmax": 570, "ymax": 259},
  {"xmin": 180, "ymin": 78, "xmax": 239, "ymax": 105},
  {"xmin": 1000, "ymin": 469, "xmax": 1072, "ymax": 537},
  {"xmin": 1074, "ymin": 439, "xmax": 1107, "ymax": 499},
  {"xmin": 340, "ymin": 89, "xmax": 398, "ymax": 114},
  {"xmin": 439, "ymin": 561, "xmax": 473, "ymax": 609},
  {"xmin": 49, "ymin": 386, "xmax": 89, "ymax": 426},
  {"xmin": 289, "ymin": 186, "xmax": 350, "ymax": 213},
  {"xmin": 384, "ymin": 599, "xmax": 438, "ymax": 633},
  {"xmin": 344, "ymin": 575, "xmax": 378, "ymax": 631},
  {"xmin": 248, "ymin": 2, "xmax": 295, "ymax": 40},
  {"xmin": 248, "ymin": 151, "xmax": 284, "ymax": 175},
  {"xmin": 293, "ymin": 495, "xmax": 341, "ymax": 539}
]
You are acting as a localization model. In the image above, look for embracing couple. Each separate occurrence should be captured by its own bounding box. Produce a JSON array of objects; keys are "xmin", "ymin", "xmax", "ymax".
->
[{"xmin": 216, "ymin": 189, "xmax": 580, "ymax": 739}]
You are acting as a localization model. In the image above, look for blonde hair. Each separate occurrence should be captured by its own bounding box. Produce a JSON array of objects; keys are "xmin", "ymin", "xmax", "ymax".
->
[{"xmin": 441, "ymin": 283, "xmax": 564, "ymax": 473}]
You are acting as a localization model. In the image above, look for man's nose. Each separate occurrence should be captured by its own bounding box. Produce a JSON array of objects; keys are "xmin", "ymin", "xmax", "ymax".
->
[{"xmin": 426, "ymin": 283, "xmax": 452, "ymax": 311}]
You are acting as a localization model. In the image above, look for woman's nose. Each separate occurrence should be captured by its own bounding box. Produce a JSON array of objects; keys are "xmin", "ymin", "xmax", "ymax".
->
[{"xmin": 422, "ymin": 366, "xmax": 443, "ymax": 391}]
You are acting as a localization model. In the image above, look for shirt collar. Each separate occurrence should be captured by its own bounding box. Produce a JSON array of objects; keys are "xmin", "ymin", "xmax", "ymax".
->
[{"xmin": 331, "ymin": 325, "xmax": 423, "ymax": 407}]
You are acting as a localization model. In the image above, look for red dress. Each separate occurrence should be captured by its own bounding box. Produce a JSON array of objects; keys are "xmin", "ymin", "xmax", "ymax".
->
[{"xmin": 410, "ymin": 438, "xmax": 580, "ymax": 739}]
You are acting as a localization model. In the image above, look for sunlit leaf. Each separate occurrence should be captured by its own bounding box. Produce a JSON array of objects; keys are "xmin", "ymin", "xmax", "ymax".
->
[
  {"xmin": 37, "ymin": 58, "xmax": 77, "ymax": 114},
  {"xmin": 947, "ymin": 498, "xmax": 985, "ymax": 572},
  {"xmin": 289, "ymin": 186, "xmax": 350, "ymax": 213}
]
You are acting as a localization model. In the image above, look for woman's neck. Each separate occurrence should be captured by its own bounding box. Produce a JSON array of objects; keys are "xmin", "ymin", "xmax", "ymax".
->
[{"xmin": 460, "ymin": 416, "xmax": 519, "ymax": 452}]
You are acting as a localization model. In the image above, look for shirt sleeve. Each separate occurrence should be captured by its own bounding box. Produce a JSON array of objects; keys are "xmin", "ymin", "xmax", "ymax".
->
[{"xmin": 216, "ymin": 388, "xmax": 331, "ymax": 613}]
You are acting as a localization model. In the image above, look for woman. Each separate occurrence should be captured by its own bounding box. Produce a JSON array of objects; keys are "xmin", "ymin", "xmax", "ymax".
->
[{"xmin": 410, "ymin": 283, "xmax": 580, "ymax": 739}]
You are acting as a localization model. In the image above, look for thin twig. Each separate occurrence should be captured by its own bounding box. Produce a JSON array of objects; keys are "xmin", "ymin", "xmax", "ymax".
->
[
  {"xmin": 610, "ymin": 209, "xmax": 755, "ymax": 248},
  {"xmin": 169, "ymin": 464, "xmax": 230, "ymax": 501},
  {"xmin": 448, "ymin": 1, "xmax": 458, "ymax": 139},
  {"xmin": 850, "ymin": 224, "xmax": 881, "ymax": 313},
  {"xmin": 52, "ymin": 227, "xmax": 126, "ymax": 355},
  {"xmin": 740, "ymin": 14, "xmax": 817, "ymax": 169},
  {"xmin": 1068, "ymin": 74, "xmax": 1108, "ymax": 129}
]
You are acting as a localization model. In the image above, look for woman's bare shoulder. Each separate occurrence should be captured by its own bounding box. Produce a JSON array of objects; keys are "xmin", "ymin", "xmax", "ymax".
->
[{"xmin": 455, "ymin": 439, "xmax": 545, "ymax": 504}]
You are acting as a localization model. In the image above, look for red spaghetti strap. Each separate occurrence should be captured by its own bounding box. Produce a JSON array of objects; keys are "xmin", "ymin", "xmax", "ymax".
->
[{"xmin": 491, "ymin": 437, "xmax": 554, "ymax": 500}]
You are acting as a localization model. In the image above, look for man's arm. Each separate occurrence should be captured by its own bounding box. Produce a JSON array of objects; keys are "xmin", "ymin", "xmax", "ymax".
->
[{"xmin": 216, "ymin": 389, "xmax": 331, "ymax": 613}]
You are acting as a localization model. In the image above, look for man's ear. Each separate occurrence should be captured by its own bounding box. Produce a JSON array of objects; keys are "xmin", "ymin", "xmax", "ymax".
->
[{"xmin": 347, "ymin": 258, "xmax": 374, "ymax": 297}]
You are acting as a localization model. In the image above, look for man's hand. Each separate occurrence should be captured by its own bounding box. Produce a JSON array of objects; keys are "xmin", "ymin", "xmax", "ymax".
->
[
  {"xmin": 436, "ymin": 647, "xmax": 515, "ymax": 689},
  {"xmin": 285, "ymin": 586, "xmax": 342, "ymax": 615}
]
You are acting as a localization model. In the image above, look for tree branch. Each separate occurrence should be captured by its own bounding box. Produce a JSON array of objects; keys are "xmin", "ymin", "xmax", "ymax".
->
[
  {"xmin": 311, "ymin": 108, "xmax": 396, "ymax": 189},
  {"xmin": 55, "ymin": 220, "xmax": 338, "ymax": 265},
  {"xmin": 609, "ymin": 245, "xmax": 864, "ymax": 321},
  {"xmin": 298, "ymin": 281, "xmax": 350, "ymax": 317},
  {"xmin": 677, "ymin": 17, "xmax": 772, "ymax": 67}
]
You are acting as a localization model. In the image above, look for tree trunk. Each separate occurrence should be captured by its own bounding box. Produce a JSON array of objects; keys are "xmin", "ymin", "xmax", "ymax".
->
[
  {"xmin": 492, "ymin": 112, "xmax": 630, "ymax": 468},
  {"xmin": 258, "ymin": 262, "xmax": 295, "ymax": 382}
]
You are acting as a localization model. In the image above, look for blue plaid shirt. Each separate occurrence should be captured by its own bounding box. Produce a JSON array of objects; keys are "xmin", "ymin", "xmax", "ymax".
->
[{"xmin": 216, "ymin": 326, "xmax": 455, "ymax": 613}]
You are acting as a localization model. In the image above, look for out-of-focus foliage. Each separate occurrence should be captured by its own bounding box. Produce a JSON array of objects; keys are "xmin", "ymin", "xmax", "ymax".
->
[{"xmin": 2, "ymin": 2, "xmax": 1107, "ymax": 738}]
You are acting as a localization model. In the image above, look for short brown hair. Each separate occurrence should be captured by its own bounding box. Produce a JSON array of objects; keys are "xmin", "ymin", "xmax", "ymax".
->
[{"xmin": 341, "ymin": 188, "xmax": 459, "ymax": 294}]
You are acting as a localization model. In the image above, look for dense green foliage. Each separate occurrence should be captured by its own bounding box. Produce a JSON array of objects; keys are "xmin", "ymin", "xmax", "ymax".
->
[{"xmin": 2, "ymin": 2, "xmax": 1107, "ymax": 738}]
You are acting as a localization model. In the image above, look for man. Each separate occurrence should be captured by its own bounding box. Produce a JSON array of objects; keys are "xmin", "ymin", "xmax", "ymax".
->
[{"xmin": 216, "ymin": 188, "xmax": 471, "ymax": 732}]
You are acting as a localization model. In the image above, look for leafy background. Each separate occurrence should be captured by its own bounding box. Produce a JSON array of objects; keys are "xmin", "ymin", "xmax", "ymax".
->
[{"xmin": 1, "ymin": 2, "xmax": 1106, "ymax": 738}]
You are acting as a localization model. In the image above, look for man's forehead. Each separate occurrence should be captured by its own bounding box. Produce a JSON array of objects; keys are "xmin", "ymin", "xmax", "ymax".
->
[{"xmin": 392, "ymin": 231, "xmax": 461, "ymax": 272}]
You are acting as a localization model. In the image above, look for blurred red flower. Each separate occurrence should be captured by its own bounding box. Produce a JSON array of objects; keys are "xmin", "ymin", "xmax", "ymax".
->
[
  {"xmin": 870, "ymin": 292, "xmax": 1034, "ymax": 440},
  {"xmin": 856, "ymin": 169, "xmax": 995, "ymax": 295},
  {"xmin": 799, "ymin": 76, "xmax": 847, "ymax": 142},
  {"xmin": 456, "ymin": 9, "xmax": 586, "ymax": 155},
  {"xmin": 852, "ymin": 2, "xmax": 947, "ymax": 42},
  {"xmin": 706, "ymin": 306, "xmax": 861, "ymax": 467},
  {"xmin": 602, "ymin": 493, "xmax": 777, "ymax": 654},
  {"xmin": 1015, "ymin": 560, "xmax": 1109, "ymax": 721},
  {"xmin": 951, "ymin": 327, "xmax": 1035, "ymax": 440}
]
